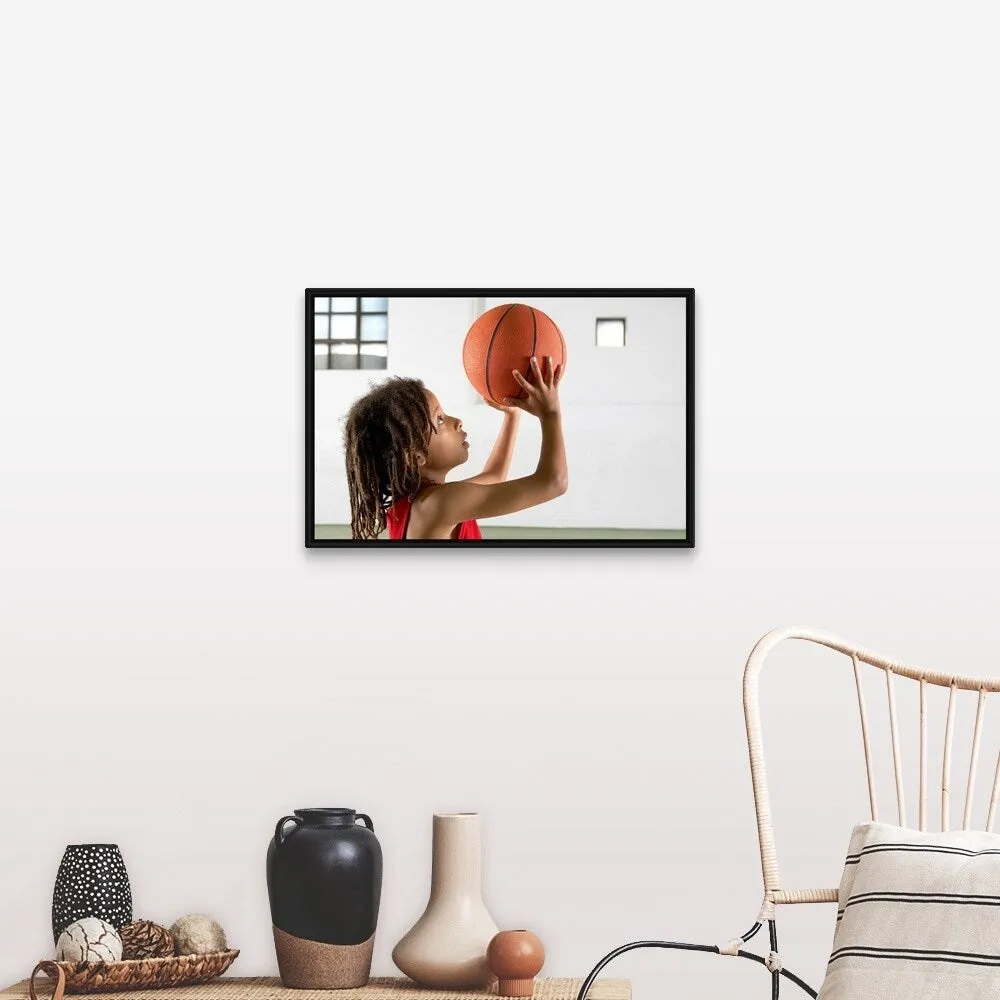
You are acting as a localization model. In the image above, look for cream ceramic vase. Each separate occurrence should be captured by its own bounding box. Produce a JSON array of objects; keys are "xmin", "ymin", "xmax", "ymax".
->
[{"xmin": 392, "ymin": 813, "xmax": 499, "ymax": 989}]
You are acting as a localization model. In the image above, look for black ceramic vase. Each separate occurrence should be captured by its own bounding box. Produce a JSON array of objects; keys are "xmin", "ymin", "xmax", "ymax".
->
[
  {"xmin": 267, "ymin": 808, "xmax": 382, "ymax": 989},
  {"xmin": 52, "ymin": 843, "xmax": 133, "ymax": 944}
]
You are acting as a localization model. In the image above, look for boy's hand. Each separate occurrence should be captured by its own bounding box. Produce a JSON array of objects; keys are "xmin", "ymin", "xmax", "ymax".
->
[{"xmin": 504, "ymin": 355, "xmax": 563, "ymax": 418}]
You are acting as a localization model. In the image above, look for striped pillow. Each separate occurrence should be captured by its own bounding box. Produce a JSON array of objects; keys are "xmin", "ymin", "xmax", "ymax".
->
[{"xmin": 818, "ymin": 821, "xmax": 1000, "ymax": 999}]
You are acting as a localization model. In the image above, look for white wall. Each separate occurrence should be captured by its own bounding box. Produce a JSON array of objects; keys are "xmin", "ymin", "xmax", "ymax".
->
[
  {"xmin": 314, "ymin": 296, "xmax": 686, "ymax": 529},
  {"xmin": 3, "ymin": 4, "xmax": 1000, "ymax": 999}
]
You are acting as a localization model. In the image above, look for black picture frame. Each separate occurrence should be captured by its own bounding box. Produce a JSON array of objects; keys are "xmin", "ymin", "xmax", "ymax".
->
[{"xmin": 305, "ymin": 288, "xmax": 695, "ymax": 548}]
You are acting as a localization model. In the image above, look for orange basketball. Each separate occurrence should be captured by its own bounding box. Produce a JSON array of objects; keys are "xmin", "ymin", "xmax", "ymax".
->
[{"xmin": 463, "ymin": 303, "xmax": 567, "ymax": 404}]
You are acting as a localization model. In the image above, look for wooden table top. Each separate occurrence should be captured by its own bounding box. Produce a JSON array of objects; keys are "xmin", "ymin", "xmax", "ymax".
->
[{"xmin": 1, "ymin": 976, "xmax": 631, "ymax": 1000}]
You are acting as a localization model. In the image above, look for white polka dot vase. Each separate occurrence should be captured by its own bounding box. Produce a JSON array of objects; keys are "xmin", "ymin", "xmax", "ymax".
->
[{"xmin": 51, "ymin": 844, "xmax": 133, "ymax": 944}]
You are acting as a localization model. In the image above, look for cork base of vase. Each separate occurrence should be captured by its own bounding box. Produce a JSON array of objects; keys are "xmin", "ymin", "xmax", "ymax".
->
[{"xmin": 273, "ymin": 926, "xmax": 375, "ymax": 989}]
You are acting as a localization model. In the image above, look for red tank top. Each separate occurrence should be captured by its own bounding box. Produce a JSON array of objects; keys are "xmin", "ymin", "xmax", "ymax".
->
[{"xmin": 385, "ymin": 489, "xmax": 482, "ymax": 541}]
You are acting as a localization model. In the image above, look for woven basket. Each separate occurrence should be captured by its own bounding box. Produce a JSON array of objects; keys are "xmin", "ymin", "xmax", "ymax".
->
[{"xmin": 30, "ymin": 950, "xmax": 239, "ymax": 997}]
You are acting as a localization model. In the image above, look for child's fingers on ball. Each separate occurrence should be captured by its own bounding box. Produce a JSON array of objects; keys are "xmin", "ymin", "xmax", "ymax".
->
[{"xmin": 512, "ymin": 369, "xmax": 531, "ymax": 390}]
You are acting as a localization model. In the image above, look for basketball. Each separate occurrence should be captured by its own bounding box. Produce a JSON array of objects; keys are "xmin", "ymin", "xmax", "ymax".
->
[{"xmin": 462, "ymin": 303, "xmax": 567, "ymax": 404}]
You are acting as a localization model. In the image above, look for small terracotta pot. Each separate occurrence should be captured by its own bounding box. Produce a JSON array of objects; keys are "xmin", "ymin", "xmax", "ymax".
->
[{"xmin": 487, "ymin": 929, "xmax": 545, "ymax": 997}]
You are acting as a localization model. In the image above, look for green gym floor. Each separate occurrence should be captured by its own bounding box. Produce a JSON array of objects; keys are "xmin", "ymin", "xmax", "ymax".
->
[{"xmin": 314, "ymin": 525, "xmax": 685, "ymax": 541}]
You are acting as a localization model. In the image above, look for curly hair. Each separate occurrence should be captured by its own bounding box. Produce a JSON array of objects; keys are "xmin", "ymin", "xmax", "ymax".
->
[{"xmin": 343, "ymin": 376, "xmax": 432, "ymax": 539}]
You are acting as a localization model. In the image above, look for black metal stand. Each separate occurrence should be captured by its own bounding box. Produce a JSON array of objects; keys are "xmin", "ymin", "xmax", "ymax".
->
[{"xmin": 575, "ymin": 919, "xmax": 818, "ymax": 1000}]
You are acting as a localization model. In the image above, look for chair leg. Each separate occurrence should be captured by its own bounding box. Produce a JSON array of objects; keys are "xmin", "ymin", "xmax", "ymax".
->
[
  {"xmin": 574, "ymin": 916, "xmax": 817, "ymax": 1000},
  {"xmin": 770, "ymin": 920, "xmax": 781, "ymax": 999}
]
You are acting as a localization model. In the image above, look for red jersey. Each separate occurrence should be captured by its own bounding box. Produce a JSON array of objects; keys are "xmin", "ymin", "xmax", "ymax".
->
[{"xmin": 385, "ymin": 489, "xmax": 482, "ymax": 541}]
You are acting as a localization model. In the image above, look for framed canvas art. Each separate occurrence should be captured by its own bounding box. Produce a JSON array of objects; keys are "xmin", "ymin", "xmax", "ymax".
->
[{"xmin": 306, "ymin": 289, "xmax": 694, "ymax": 548}]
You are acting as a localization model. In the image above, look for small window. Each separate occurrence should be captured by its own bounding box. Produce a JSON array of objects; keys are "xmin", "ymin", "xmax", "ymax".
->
[
  {"xmin": 596, "ymin": 317, "xmax": 626, "ymax": 347},
  {"xmin": 314, "ymin": 296, "xmax": 389, "ymax": 370}
]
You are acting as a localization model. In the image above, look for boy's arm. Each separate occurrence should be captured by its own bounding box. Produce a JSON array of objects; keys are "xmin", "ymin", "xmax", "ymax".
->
[
  {"xmin": 428, "ymin": 357, "xmax": 566, "ymax": 526},
  {"xmin": 460, "ymin": 407, "xmax": 520, "ymax": 485}
]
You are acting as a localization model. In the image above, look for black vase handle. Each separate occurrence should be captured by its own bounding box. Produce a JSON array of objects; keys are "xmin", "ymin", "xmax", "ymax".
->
[
  {"xmin": 355, "ymin": 813, "xmax": 374, "ymax": 831},
  {"xmin": 275, "ymin": 815, "xmax": 303, "ymax": 845}
]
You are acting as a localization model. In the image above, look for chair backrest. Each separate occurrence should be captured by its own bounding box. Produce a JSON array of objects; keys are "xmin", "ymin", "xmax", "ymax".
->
[{"xmin": 743, "ymin": 626, "xmax": 1000, "ymax": 907}]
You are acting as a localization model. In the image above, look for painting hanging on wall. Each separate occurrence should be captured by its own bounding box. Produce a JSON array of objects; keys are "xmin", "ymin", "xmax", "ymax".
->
[{"xmin": 305, "ymin": 289, "xmax": 694, "ymax": 547}]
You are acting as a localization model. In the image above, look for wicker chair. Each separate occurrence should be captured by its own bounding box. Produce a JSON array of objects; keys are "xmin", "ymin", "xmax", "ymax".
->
[{"xmin": 577, "ymin": 625, "xmax": 1000, "ymax": 1000}]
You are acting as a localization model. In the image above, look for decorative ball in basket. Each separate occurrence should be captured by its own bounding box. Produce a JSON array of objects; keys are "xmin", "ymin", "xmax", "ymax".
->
[
  {"xmin": 169, "ymin": 914, "xmax": 227, "ymax": 956},
  {"xmin": 55, "ymin": 919, "xmax": 122, "ymax": 963},
  {"xmin": 120, "ymin": 920, "xmax": 174, "ymax": 960}
]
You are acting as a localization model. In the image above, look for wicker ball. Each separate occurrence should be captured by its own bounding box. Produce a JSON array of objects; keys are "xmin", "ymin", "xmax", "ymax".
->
[
  {"xmin": 120, "ymin": 919, "xmax": 174, "ymax": 959},
  {"xmin": 56, "ymin": 917, "xmax": 123, "ymax": 963},
  {"xmin": 169, "ymin": 913, "xmax": 227, "ymax": 956}
]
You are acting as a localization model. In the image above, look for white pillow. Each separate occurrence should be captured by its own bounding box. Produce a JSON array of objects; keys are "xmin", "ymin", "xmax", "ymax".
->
[{"xmin": 818, "ymin": 821, "xmax": 1000, "ymax": 999}]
